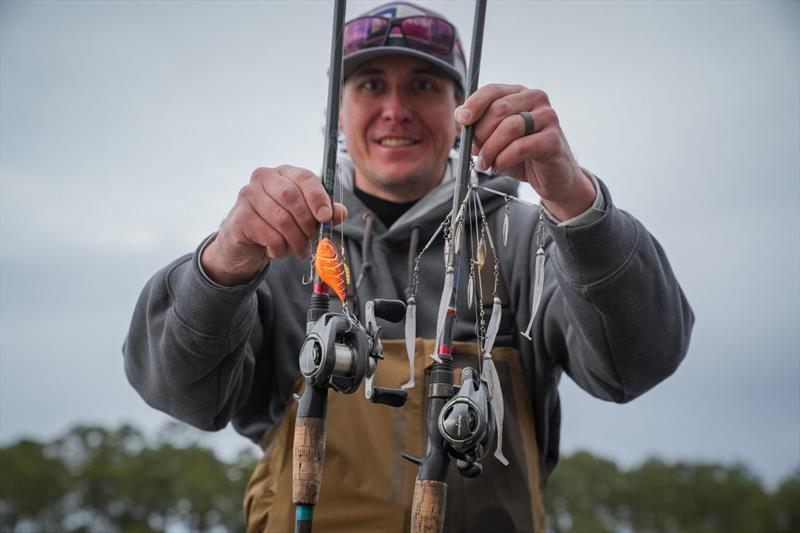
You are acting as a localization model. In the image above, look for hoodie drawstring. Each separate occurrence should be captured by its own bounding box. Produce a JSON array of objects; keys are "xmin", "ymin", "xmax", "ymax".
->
[
  {"xmin": 404, "ymin": 225, "xmax": 420, "ymax": 300},
  {"xmin": 355, "ymin": 213, "xmax": 375, "ymax": 290}
]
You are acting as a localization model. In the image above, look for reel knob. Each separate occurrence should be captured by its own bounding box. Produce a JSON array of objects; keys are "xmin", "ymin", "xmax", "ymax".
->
[
  {"xmin": 367, "ymin": 298, "xmax": 406, "ymax": 326},
  {"xmin": 370, "ymin": 387, "xmax": 408, "ymax": 407},
  {"xmin": 456, "ymin": 459, "xmax": 483, "ymax": 478}
]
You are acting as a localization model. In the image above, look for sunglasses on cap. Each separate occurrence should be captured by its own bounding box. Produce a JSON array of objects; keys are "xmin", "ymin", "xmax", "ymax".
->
[{"xmin": 343, "ymin": 15, "xmax": 456, "ymax": 57}]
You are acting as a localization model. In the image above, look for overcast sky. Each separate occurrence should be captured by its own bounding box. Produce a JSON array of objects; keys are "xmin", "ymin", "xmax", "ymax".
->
[{"xmin": 1, "ymin": 0, "xmax": 798, "ymax": 489}]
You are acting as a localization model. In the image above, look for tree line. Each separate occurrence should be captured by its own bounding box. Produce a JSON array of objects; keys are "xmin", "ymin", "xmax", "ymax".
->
[
  {"xmin": 1, "ymin": 423, "xmax": 797, "ymax": 532},
  {"xmin": 544, "ymin": 450, "xmax": 798, "ymax": 533}
]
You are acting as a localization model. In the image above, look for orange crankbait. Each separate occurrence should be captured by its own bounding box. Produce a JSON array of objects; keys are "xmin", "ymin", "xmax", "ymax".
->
[{"xmin": 315, "ymin": 237, "xmax": 350, "ymax": 302}]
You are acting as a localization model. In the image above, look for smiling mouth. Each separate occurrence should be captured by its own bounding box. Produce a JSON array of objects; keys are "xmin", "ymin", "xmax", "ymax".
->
[{"xmin": 377, "ymin": 137, "xmax": 420, "ymax": 147}]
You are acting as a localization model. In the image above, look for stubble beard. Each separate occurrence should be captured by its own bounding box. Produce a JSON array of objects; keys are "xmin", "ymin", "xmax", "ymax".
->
[{"xmin": 356, "ymin": 160, "xmax": 447, "ymax": 203}]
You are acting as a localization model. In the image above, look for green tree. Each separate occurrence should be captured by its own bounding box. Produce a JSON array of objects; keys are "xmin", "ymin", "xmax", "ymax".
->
[
  {"xmin": 0, "ymin": 423, "xmax": 258, "ymax": 532},
  {"xmin": 544, "ymin": 451, "xmax": 623, "ymax": 532},
  {"xmin": 2, "ymin": 427, "xmax": 797, "ymax": 532},
  {"xmin": 620, "ymin": 459, "xmax": 772, "ymax": 533},
  {"xmin": 772, "ymin": 469, "xmax": 800, "ymax": 532},
  {"xmin": 545, "ymin": 451, "xmax": 800, "ymax": 533},
  {"xmin": 0, "ymin": 438, "xmax": 71, "ymax": 531}
]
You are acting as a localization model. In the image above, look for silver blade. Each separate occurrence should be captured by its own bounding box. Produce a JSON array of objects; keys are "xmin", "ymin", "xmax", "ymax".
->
[
  {"xmin": 467, "ymin": 273, "xmax": 474, "ymax": 310},
  {"xmin": 522, "ymin": 247, "xmax": 545, "ymax": 340},
  {"xmin": 402, "ymin": 298, "xmax": 416, "ymax": 390}
]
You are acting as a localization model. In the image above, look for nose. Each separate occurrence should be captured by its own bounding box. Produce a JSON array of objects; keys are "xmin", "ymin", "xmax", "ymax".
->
[{"xmin": 381, "ymin": 88, "xmax": 412, "ymax": 123}]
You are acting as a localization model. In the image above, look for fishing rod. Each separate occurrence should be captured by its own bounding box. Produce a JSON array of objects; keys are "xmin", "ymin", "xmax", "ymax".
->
[
  {"xmin": 289, "ymin": 0, "xmax": 347, "ymax": 526},
  {"xmin": 404, "ymin": 1, "xmax": 494, "ymax": 532},
  {"xmin": 291, "ymin": 1, "xmax": 410, "ymax": 532}
]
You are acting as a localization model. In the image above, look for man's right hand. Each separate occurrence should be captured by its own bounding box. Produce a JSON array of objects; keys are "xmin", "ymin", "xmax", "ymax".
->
[{"xmin": 201, "ymin": 165, "xmax": 347, "ymax": 287}]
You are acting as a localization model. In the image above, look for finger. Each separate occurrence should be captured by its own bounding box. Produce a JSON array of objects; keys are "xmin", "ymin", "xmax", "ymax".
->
[
  {"xmin": 242, "ymin": 185, "xmax": 312, "ymax": 259},
  {"xmin": 225, "ymin": 201, "xmax": 291, "ymax": 259},
  {"xmin": 478, "ymin": 106, "xmax": 558, "ymax": 171},
  {"xmin": 259, "ymin": 171, "xmax": 320, "ymax": 240},
  {"xmin": 238, "ymin": 211, "xmax": 290, "ymax": 260},
  {"xmin": 454, "ymin": 83, "xmax": 524, "ymax": 126},
  {"xmin": 277, "ymin": 165, "xmax": 333, "ymax": 223},
  {"xmin": 491, "ymin": 127, "xmax": 564, "ymax": 176},
  {"xmin": 471, "ymin": 89, "xmax": 550, "ymax": 150}
]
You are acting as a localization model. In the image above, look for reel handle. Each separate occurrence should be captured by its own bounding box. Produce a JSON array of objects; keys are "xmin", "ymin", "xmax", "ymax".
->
[{"xmin": 363, "ymin": 297, "xmax": 409, "ymax": 408}]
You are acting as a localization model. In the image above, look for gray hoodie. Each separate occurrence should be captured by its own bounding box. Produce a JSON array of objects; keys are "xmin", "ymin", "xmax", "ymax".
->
[{"xmin": 123, "ymin": 155, "xmax": 694, "ymax": 480}]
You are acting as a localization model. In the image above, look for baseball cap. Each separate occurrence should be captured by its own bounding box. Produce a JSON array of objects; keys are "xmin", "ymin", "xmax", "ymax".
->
[{"xmin": 342, "ymin": 1, "xmax": 467, "ymax": 94}]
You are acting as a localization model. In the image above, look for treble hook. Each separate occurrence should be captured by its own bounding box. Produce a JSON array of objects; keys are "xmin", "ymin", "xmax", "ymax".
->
[{"xmin": 301, "ymin": 253, "xmax": 316, "ymax": 285}]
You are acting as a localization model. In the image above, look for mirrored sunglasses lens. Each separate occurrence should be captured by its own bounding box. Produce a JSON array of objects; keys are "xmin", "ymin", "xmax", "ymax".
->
[
  {"xmin": 344, "ymin": 17, "xmax": 390, "ymax": 53},
  {"xmin": 400, "ymin": 17, "xmax": 454, "ymax": 55}
]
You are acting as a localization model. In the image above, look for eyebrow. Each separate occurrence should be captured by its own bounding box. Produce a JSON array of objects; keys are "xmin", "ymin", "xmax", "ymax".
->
[{"xmin": 412, "ymin": 67, "xmax": 449, "ymax": 79}]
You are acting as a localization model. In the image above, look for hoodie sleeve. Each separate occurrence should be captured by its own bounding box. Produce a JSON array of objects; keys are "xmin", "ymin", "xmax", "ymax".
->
[
  {"xmin": 122, "ymin": 235, "xmax": 272, "ymax": 431},
  {"xmin": 520, "ymin": 178, "xmax": 694, "ymax": 403}
]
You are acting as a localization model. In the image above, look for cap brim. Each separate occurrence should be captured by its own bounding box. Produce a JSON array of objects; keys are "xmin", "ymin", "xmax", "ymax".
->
[{"xmin": 343, "ymin": 47, "xmax": 465, "ymax": 93}]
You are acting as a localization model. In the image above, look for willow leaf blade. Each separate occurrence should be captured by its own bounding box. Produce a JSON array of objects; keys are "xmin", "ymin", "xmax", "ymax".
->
[
  {"xmin": 522, "ymin": 248, "xmax": 545, "ymax": 340},
  {"xmin": 402, "ymin": 298, "xmax": 416, "ymax": 390}
]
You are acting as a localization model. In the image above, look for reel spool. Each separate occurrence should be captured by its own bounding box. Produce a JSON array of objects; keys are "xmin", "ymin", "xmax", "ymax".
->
[{"xmin": 298, "ymin": 299, "xmax": 408, "ymax": 407}]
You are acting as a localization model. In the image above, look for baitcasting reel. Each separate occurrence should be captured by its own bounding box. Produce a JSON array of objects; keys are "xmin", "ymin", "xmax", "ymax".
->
[
  {"xmin": 298, "ymin": 298, "xmax": 409, "ymax": 407},
  {"xmin": 437, "ymin": 367, "xmax": 497, "ymax": 477}
]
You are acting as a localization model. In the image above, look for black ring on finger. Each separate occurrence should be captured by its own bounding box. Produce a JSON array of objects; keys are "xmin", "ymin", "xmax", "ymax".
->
[{"xmin": 518, "ymin": 111, "xmax": 535, "ymax": 136}]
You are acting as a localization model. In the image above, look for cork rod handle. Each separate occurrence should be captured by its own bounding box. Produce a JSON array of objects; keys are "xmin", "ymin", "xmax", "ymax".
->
[
  {"xmin": 292, "ymin": 417, "xmax": 327, "ymax": 505},
  {"xmin": 410, "ymin": 479, "xmax": 447, "ymax": 533}
]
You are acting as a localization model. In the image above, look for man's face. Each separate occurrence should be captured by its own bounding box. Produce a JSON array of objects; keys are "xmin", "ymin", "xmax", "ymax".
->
[{"xmin": 340, "ymin": 55, "xmax": 461, "ymax": 202}]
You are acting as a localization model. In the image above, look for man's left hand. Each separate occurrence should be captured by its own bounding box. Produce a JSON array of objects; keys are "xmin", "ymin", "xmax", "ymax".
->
[{"xmin": 455, "ymin": 84, "xmax": 596, "ymax": 221}]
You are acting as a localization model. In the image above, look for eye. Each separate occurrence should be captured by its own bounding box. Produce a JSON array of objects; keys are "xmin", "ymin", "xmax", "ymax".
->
[
  {"xmin": 360, "ymin": 78, "xmax": 384, "ymax": 93},
  {"xmin": 414, "ymin": 78, "xmax": 435, "ymax": 92}
]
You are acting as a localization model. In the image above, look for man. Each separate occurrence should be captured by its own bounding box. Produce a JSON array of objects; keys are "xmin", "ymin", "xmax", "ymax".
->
[{"xmin": 124, "ymin": 2, "xmax": 693, "ymax": 532}]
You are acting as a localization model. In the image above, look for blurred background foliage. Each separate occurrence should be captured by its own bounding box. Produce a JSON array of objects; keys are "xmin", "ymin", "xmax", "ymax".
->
[
  {"xmin": 544, "ymin": 451, "xmax": 799, "ymax": 533},
  {"xmin": 0, "ymin": 423, "xmax": 257, "ymax": 532},
  {"xmin": 1, "ymin": 423, "xmax": 798, "ymax": 532}
]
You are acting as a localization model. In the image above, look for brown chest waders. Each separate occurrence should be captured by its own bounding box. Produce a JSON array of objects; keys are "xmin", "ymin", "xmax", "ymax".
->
[{"xmin": 245, "ymin": 339, "xmax": 545, "ymax": 533}]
